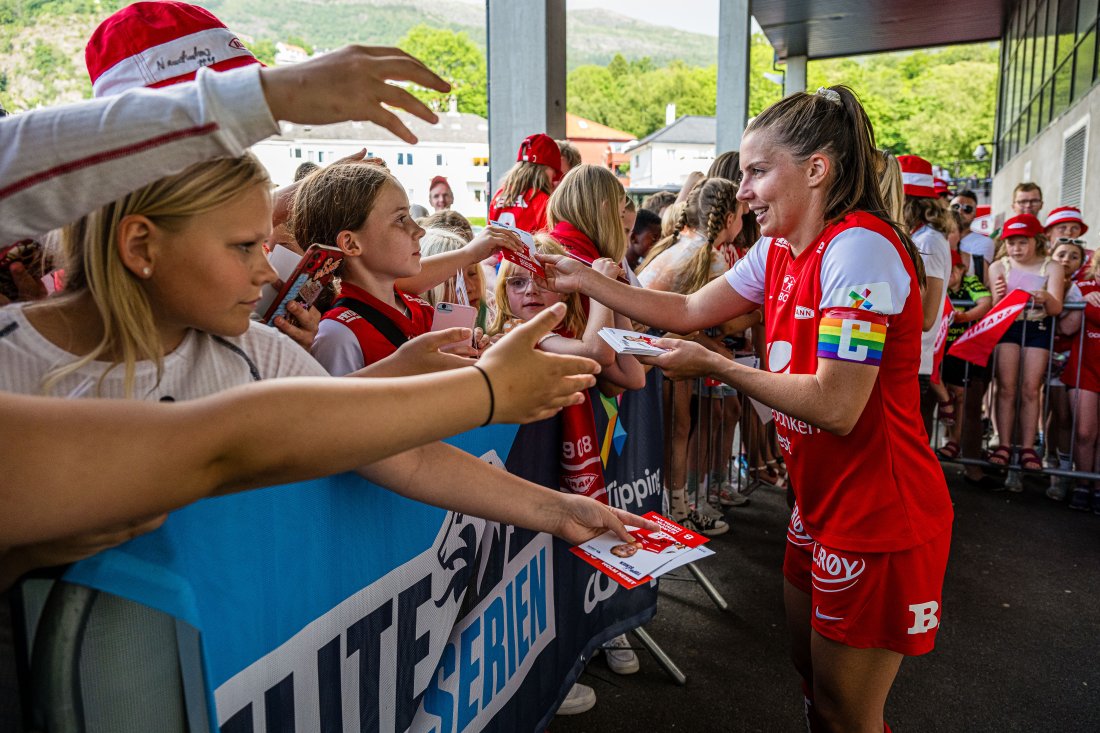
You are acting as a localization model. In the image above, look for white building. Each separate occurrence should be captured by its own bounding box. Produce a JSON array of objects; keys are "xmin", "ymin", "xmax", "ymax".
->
[
  {"xmin": 625, "ymin": 115, "xmax": 716, "ymax": 188},
  {"xmin": 251, "ymin": 102, "xmax": 491, "ymax": 219}
]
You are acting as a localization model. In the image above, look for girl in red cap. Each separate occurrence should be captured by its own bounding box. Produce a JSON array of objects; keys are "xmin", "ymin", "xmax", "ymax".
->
[
  {"xmin": 488, "ymin": 133, "xmax": 563, "ymax": 233},
  {"xmin": 1058, "ymin": 248, "xmax": 1100, "ymax": 511},
  {"xmin": 1044, "ymin": 206, "xmax": 1091, "ymax": 281},
  {"xmin": 987, "ymin": 214, "xmax": 1065, "ymax": 470},
  {"xmin": 541, "ymin": 85, "xmax": 953, "ymax": 733}
]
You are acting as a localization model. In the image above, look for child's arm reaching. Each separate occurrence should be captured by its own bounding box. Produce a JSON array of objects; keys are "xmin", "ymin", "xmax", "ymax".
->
[{"xmin": 396, "ymin": 226, "xmax": 522, "ymax": 295}]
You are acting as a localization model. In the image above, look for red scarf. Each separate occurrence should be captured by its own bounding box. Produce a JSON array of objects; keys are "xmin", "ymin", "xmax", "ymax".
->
[
  {"xmin": 550, "ymin": 221, "xmax": 600, "ymax": 263},
  {"xmin": 559, "ymin": 390, "xmax": 607, "ymax": 504}
]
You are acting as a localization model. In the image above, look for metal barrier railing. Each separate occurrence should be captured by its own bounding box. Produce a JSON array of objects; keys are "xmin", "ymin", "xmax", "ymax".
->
[
  {"xmin": 664, "ymin": 297, "xmax": 1098, "ymax": 514},
  {"xmin": 935, "ymin": 297, "xmax": 1100, "ymax": 483}
]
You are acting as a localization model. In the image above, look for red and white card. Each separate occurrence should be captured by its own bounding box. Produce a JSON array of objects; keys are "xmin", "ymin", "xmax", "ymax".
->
[
  {"xmin": 490, "ymin": 219, "xmax": 547, "ymax": 277},
  {"xmin": 570, "ymin": 512, "xmax": 714, "ymax": 589}
]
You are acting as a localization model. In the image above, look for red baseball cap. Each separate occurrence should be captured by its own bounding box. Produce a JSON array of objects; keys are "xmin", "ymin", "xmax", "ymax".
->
[
  {"xmin": 516, "ymin": 134, "xmax": 563, "ymax": 180},
  {"xmin": 1044, "ymin": 206, "xmax": 1088, "ymax": 235},
  {"xmin": 429, "ymin": 175, "xmax": 450, "ymax": 190},
  {"xmin": 999, "ymin": 213, "xmax": 1044, "ymax": 240},
  {"xmin": 86, "ymin": 1, "xmax": 260, "ymax": 98},
  {"xmin": 934, "ymin": 178, "xmax": 950, "ymax": 196},
  {"xmin": 897, "ymin": 155, "xmax": 936, "ymax": 198}
]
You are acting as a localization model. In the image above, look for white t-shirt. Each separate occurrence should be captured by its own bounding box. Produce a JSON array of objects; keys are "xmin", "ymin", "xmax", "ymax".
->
[
  {"xmin": 0, "ymin": 304, "xmax": 327, "ymax": 399},
  {"xmin": 638, "ymin": 231, "xmax": 727, "ymax": 293},
  {"xmin": 959, "ymin": 230, "xmax": 995, "ymax": 276},
  {"xmin": 725, "ymin": 232, "xmax": 912, "ymax": 316},
  {"xmin": 912, "ymin": 225, "xmax": 951, "ymax": 375}
]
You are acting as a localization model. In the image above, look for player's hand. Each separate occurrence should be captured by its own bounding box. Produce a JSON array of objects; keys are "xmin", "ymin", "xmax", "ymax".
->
[
  {"xmin": 261, "ymin": 45, "xmax": 450, "ymax": 144},
  {"xmin": 546, "ymin": 493, "xmax": 659, "ymax": 544},
  {"xmin": 638, "ymin": 338, "xmax": 722, "ymax": 381},
  {"xmin": 477, "ymin": 302, "xmax": 600, "ymax": 424},
  {"xmin": 537, "ymin": 253, "xmax": 590, "ymax": 294},
  {"xmin": 273, "ymin": 300, "xmax": 320, "ymax": 351},
  {"xmin": 466, "ymin": 226, "xmax": 523, "ymax": 261}
]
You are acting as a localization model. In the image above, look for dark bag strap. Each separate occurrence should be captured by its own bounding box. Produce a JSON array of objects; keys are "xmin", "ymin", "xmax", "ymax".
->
[{"xmin": 335, "ymin": 297, "xmax": 409, "ymax": 351}]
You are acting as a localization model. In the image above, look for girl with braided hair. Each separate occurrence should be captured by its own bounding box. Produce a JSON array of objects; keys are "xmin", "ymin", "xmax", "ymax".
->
[{"xmin": 636, "ymin": 178, "xmax": 757, "ymax": 532}]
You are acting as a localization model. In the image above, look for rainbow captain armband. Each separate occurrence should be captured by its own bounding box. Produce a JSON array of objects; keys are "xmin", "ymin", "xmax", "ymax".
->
[{"xmin": 817, "ymin": 307, "xmax": 888, "ymax": 366}]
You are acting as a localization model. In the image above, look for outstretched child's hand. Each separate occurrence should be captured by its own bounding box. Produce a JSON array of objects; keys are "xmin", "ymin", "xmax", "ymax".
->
[
  {"xmin": 466, "ymin": 225, "xmax": 523, "ymax": 261},
  {"xmin": 359, "ymin": 328, "xmax": 476, "ymax": 377},
  {"xmin": 547, "ymin": 493, "xmax": 660, "ymax": 544},
  {"xmin": 478, "ymin": 302, "xmax": 600, "ymax": 424}
]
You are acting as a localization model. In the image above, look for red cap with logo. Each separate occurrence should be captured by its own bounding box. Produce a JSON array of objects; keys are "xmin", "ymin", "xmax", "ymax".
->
[
  {"xmin": 897, "ymin": 155, "xmax": 936, "ymax": 198},
  {"xmin": 516, "ymin": 134, "xmax": 563, "ymax": 181},
  {"xmin": 1044, "ymin": 206, "xmax": 1088, "ymax": 235},
  {"xmin": 999, "ymin": 213, "xmax": 1044, "ymax": 240},
  {"xmin": 934, "ymin": 178, "xmax": 950, "ymax": 196},
  {"xmin": 86, "ymin": 1, "xmax": 260, "ymax": 98}
]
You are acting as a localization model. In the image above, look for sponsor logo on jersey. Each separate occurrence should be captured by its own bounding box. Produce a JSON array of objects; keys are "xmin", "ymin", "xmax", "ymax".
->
[
  {"xmin": 336, "ymin": 309, "xmax": 360, "ymax": 323},
  {"xmin": 811, "ymin": 545, "xmax": 866, "ymax": 593},
  {"xmin": 786, "ymin": 504, "xmax": 813, "ymax": 547},
  {"xmin": 767, "ymin": 340, "xmax": 793, "ymax": 373},
  {"xmin": 823, "ymin": 281, "xmax": 895, "ymax": 313},
  {"xmin": 794, "ymin": 306, "xmax": 815, "ymax": 320}
]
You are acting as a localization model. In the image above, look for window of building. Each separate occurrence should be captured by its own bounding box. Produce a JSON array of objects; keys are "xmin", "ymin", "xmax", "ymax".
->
[
  {"xmin": 397, "ymin": 152, "xmax": 404, "ymax": 165},
  {"xmin": 1061, "ymin": 118, "xmax": 1088, "ymax": 208},
  {"xmin": 294, "ymin": 148, "xmax": 302, "ymax": 159},
  {"xmin": 436, "ymin": 154, "xmax": 446, "ymax": 166}
]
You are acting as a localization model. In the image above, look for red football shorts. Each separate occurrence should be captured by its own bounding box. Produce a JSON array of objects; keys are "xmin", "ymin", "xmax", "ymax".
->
[{"xmin": 784, "ymin": 503, "xmax": 952, "ymax": 656}]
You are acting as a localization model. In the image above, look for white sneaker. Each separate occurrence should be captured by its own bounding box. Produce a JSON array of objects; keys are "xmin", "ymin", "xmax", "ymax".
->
[
  {"xmin": 1005, "ymin": 470, "xmax": 1024, "ymax": 493},
  {"xmin": 601, "ymin": 633, "xmax": 640, "ymax": 675},
  {"xmin": 718, "ymin": 481, "xmax": 750, "ymax": 507},
  {"xmin": 557, "ymin": 682, "xmax": 596, "ymax": 715},
  {"xmin": 695, "ymin": 500, "xmax": 724, "ymax": 519}
]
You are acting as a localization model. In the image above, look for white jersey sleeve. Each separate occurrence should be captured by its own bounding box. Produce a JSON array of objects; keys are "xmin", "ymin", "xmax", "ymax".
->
[
  {"xmin": 818, "ymin": 227, "xmax": 912, "ymax": 316},
  {"xmin": 724, "ymin": 236, "xmax": 771, "ymax": 304},
  {"xmin": 311, "ymin": 318, "xmax": 367, "ymax": 376},
  {"xmin": 0, "ymin": 65, "xmax": 277, "ymax": 242},
  {"xmin": 914, "ymin": 226, "xmax": 951, "ymax": 284}
]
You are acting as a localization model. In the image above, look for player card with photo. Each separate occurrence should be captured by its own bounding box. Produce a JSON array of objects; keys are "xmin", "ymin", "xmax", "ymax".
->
[
  {"xmin": 489, "ymin": 219, "xmax": 547, "ymax": 277},
  {"xmin": 571, "ymin": 512, "xmax": 711, "ymax": 586}
]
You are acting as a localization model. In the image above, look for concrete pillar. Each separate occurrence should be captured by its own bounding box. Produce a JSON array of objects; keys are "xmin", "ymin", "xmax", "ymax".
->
[
  {"xmin": 784, "ymin": 55, "xmax": 807, "ymax": 96},
  {"xmin": 487, "ymin": 0, "xmax": 567, "ymax": 191},
  {"xmin": 716, "ymin": 0, "xmax": 751, "ymax": 154}
]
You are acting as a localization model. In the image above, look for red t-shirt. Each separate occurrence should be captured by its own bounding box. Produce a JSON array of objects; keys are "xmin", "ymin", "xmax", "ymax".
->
[
  {"xmin": 726, "ymin": 212, "xmax": 953, "ymax": 552},
  {"xmin": 1063, "ymin": 279, "xmax": 1100, "ymax": 392},
  {"xmin": 315, "ymin": 282, "xmax": 434, "ymax": 372},
  {"xmin": 488, "ymin": 188, "xmax": 551, "ymax": 233}
]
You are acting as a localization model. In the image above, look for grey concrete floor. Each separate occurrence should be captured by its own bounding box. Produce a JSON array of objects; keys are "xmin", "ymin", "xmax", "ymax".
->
[{"xmin": 552, "ymin": 466, "xmax": 1100, "ymax": 733}]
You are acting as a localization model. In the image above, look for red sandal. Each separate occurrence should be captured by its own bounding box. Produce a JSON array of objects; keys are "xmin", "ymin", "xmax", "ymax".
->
[
  {"xmin": 936, "ymin": 440, "xmax": 960, "ymax": 460},
  {"xmin": 1018, "ymin": 447, "xmax": 1043, "ymax": 471},
  {"xmin": 987, "ymin": 445, "xmax": 1012, "ymax": 466}
]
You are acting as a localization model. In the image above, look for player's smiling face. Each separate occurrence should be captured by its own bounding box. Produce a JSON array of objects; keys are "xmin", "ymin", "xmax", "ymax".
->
[{"xmin": 737, "ymin": 132, "xmax": 812, "ymax": 241}]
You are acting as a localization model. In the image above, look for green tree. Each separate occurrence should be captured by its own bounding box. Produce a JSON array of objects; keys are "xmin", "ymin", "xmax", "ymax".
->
[
  {"xmin": 396, "ymin": 25, "xmax": 487, "ymax": 118},
  {"xmin": 246, "ymin": 38, "xmax": 277, "ymax": 67}
]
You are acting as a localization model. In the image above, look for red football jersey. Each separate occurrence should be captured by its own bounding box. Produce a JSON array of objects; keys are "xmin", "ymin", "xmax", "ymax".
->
[
  {"xmin": 727, "ymin": 212, "xmax": 953, "ymax": 552},
  {"xmin": 1062, "ymin": 279, "xmax": 1100, "ymax": 392},
  {"xmin": 488, "ymin": 188, "xmax": 551, "ymax": 234},
  {"xmin": 319, "ymin": 282, "xmax": 434, "ymax": 368}
]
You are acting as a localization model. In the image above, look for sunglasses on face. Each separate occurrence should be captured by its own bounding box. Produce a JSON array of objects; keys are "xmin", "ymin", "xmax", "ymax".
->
[
  {"xmin": 950, "ymin": 203, "xmax": 976, "ymax": 214},
  {"xmin": 1055, "ymin": 237, "xmax": 1087, "ymax": 245}
]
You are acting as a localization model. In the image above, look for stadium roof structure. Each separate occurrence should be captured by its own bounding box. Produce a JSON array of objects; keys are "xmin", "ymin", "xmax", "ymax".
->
[{"xmin": 754, "ymin": 0, "xmax": 1005, "ymax": 61}]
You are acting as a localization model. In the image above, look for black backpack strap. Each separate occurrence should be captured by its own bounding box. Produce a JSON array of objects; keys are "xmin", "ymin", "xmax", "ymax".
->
[{"xmin": 335, "ymin": 297, "xmax": 409, "ymax": 350}]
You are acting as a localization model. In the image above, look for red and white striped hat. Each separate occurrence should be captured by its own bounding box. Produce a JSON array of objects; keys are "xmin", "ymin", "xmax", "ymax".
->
[
  {"xmin": 1043, "ymin": 206, "xmax": 1088, "ymax": 235},
  {"xmin": 897, "ymin": 155, "xmax": 936, "ymax": 198},
  {"xmin": 86, "ymin": 1, "xmax": 260, "ymax": 98}
]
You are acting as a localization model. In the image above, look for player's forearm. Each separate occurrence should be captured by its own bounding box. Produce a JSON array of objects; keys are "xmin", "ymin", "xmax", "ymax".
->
[
  {"xmin": 580, "ymin": 270, "xmax": 699, "ymax": 332},
  {"xmin": 396, "ymin": 249, "xmax": 471, "ymax": 295}
]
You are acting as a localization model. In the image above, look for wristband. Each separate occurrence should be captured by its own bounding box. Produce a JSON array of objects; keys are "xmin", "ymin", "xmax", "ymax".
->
[{"xmin": 472, "ymin": 365, "xmax": 495, "ymax": 426}]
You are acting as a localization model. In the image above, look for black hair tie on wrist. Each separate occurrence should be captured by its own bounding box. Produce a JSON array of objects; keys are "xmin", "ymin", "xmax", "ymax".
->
[{"xmin": 472, "ymin": 365, "xmax": 495, "ymax": 427}]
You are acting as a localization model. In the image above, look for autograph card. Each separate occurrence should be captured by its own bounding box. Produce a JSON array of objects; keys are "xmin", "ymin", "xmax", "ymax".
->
[
  {"xmin": 489, "ymin": 220, "xmax": 546, "ymax": 277},
  {"xmin": 570, "ymin": 512, "xmax": 712, "ymax": 588},
  {"xmin": 598, "ymin": 327, "xmax": 671, "ymax": 356}
]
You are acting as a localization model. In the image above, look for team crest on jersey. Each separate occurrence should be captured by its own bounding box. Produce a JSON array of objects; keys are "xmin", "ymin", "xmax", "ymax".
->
[
  {"xmin": 823, "ymin": 281, "xmax": 894, "ymax": 313},
  {"xmin": 778, "ymin": 274, "xmax": 797, "ymax": 304}
]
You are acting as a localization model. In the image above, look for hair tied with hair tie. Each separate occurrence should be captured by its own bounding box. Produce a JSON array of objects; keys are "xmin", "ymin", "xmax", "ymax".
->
[{"xmin": 816, "ymin": 87, "xmax": 842, "ymax": 105}]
